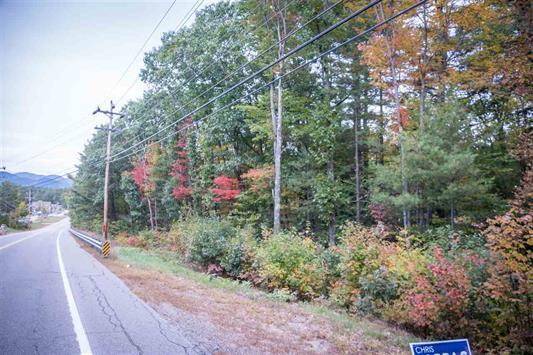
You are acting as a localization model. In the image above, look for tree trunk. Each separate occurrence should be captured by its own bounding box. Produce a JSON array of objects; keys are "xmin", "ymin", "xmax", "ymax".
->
[
  {"xmin": 318, "ymin": 38, "xmax": 336, "ymax": 243},
  {"xmin": 354, "ymin": 108, "xmax": 361, "ymax": 223},
  {"xmin": 362, "ymin": 92, "xmax": 369, "ymax": 170},
  {"xmin": 419, "ymin": 1, "xmax": 428, "ymax": 129},
  {"xmin": 272, "ymin": 78, "xmax": 283, "ymax": 234},
  {"xmin": 450, "ymin": 199, "xmax": 455, "ymax": 234},
  {"xmin": 435, "ymin": 2, "xmax": 450, "ymax": 100},
  {"xmin": 154, "ymin": 198, "xmax": 158, "ymax": 230},
  {"xmin": 270, "ymin": 5, "xmax": 286, "ymax": 234},
  {"xmin": 327, "ymin": 159, "xmax": 336, "ymax": 245},
  {"xmin": 147, "ymin": 198, "xmax": 154, "ymax": 231},
  {"xmin": 378, "ymin": 85, "xmax": 385, "ymax": 165},
  {"xmin": 414, "ymin": 5, "xmax": 429, "ymax": 227},
  {"xmin": 376, "ymin": 3, "xmax": 409, "ymax": 228}
]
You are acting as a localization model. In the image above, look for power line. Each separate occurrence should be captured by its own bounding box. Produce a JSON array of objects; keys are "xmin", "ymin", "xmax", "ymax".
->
[
  {"xmin": 25, "ymin": 169, "xmax": 78, "ymax": 189},
  {"xmin": 10, "ymin": 0, "xmax": 202, "ymax": 173},
  {"xmin": 109, "ymin": 0, "xmax": 349, "ymax": 160},
  {"xmin": 100, "ymin": 0, "xmax": 180, "ymax": 106},
  {"xmin": 116, "ymin": 0, "xmax": 206, "ymax": 106},
  {"xmin": 112, "ymin": 0, "xmax": 300, "ymax": 136},
  {"xmin": 9, "ymin": 124, "xmax": 94, "ymax": 168},
  {"xmin": 110, "ymin": 0, "xmax": 428, "ymax": 163},
  {"xmin": 40, "ymin": 0, "xmax": 427, "ymax": 190},
  {"xmin": 173, "ymin": 0, "xmax": 205, "ymax": 32},
  {"xmin": 108, "ymin": 0, "xmax": 383, "ymax": 161}
]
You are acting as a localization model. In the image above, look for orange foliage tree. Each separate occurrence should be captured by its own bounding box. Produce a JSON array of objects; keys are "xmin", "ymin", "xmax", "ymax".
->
[{"xmin": 483, "ymin": 131, "xmax": 532, "ymax": 350}]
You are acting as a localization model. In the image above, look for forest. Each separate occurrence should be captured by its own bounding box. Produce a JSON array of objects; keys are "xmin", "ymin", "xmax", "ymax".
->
[{"xmin": 68, "ymin": 0, "xmax": 531, "ymax": 352}]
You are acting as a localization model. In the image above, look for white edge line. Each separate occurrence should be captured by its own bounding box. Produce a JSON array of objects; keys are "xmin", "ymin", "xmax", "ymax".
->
[{"xmin": 56, "ymin": 231, "xmax": 93, "ymax": 355}]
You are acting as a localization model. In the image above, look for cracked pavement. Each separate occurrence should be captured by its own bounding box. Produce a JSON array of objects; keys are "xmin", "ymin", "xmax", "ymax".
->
[{"xmin": 0, "ymin": 219, "xmax": 205, "ymax": 354}]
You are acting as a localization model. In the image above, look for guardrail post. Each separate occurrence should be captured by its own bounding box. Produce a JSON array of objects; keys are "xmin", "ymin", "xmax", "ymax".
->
[{"xmin": 102, "ymin": 240, "xmax": 111, "ymax": 258}]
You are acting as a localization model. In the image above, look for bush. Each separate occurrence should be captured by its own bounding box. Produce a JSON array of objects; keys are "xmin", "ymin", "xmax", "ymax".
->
[
  {"xmin": 330, "ymin": 223, "xmax": 389, "ymax": 309},
  {"xmin": 320, "ymin": 246, "xmax": 342, "ymax": 295},
  {"xmin": 188, "ymin": 218, "xmax": 236, "ymax": 265},
  {"xmin": 166, "ymin": 216, "xmax": 259, "ymax": 277},
  {"xmin": 406, "ymin": 226, "xmax": 488, "ymax": 255},
  {"xmin": 219, "ymin": 227, "xmax": 258, "ymax": 279},
  {"xmin": 166, "ymin": 219, "xmax": 195, "ymax": 258},
  {"xmin": 390, "ymin": 247, "xmax": 473, "ymax": 337},
  {"xmin": 109, "ymin": 219, "xmax": 131, "ymax": 238},
  {"xmin": 126, "ymin": 235, "xmax": 146, "ymax": 248},
  {"xmin": 138, "ymin": 229, "xmax": 158, "ymax": 248},
  {"xmin": 115, "ymin": 231, "xmax": 129, "ymax": 245},
  {"xmin": 482, "ymin": 200, "xmax": 533, "ymax": 351},
  {"xmin": 356, "ymin": 266, "xmax": 398, "ymax": 316},
  {"xmin": 256, "ymin": 232, "xmax": 325, "ymax": 300}
]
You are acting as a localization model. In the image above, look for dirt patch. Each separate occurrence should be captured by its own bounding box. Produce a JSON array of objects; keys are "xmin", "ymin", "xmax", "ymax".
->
[{"xmin": 73, "ymin": 238, "xmax": 411, "ymax": 354}]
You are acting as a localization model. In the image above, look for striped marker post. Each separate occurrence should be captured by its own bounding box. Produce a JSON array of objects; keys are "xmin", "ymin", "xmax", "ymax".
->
[{"xmin": 102, "ymin": 240, "xmax": 111, "ymax": 258}]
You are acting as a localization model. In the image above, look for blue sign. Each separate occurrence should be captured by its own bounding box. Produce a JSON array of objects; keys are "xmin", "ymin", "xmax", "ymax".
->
[{"xmin": 409, "ymin": 339, "xmax": 472, "ymax": 355}]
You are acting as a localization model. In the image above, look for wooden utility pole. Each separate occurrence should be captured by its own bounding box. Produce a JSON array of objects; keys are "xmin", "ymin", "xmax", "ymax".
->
[
  {"xmin": 270, "ymin": 1, "xmax": 287, "ymax": 235},
  {"xmin": 93, "ymin": 101, "xmax": 122, "ymax": 241}
]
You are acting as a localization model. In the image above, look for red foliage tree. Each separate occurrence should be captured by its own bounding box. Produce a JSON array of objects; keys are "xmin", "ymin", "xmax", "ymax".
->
[
  {"xmin": 210, "ymin": 176, "xmax": 240, "ymax": 202},
  {"xmin": 130, "ymin": 143, "xmax": 160, "ymax": 230},
  {"xmin": 131, "ymin": 147, "xmax": 156, "ymax": 195}
]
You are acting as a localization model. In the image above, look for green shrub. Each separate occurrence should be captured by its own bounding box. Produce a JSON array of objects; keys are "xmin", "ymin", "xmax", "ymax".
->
[
  {"xmin": 138, "ymin": 229, "xmax": 158, "ymax": 248},
  {"xmin": 109, "ymin": 219, "xmax": 131, "ymax": 239},
  {"xmin": 265, "ymin": 288, "xmax": 297, "ymax": 303},
  {"xmin": 320, "ymin": 246, "xmax": 342, "ymax": 295},
  {"xmin": 0, "ymin": 214, "xmax": 8, "ymax": 226},
  {"xmin": 356, "ymin": 266, "xmax": 398, "ymax": 316},
  {"xmin": 166, "ymin": 216, "xmax": 258, "ymax": 275},
  {"xmin": 189, "ymin": 218, "xmax": 236, "ymax": 265},
  {"xmin": 404, "ymin": 226, "xmax": 452, "ymax": 250},
  {"xmin": 256, "ymin": 232, "xmax": 325, "ymax": 300},
  {"xmin": 72, "ymin": 216, "xmax": 102, "ymax": 235},
  {"xmin": 330, "ymin": 223, "xmax": 385, "ymax": 309},
  {"xmin": 166, "ymin": 219, "xmax": 195, "ymax": 258},
  {"xmin": 219, "ymin": 227, "xmax": 258, "ymax": 278}
]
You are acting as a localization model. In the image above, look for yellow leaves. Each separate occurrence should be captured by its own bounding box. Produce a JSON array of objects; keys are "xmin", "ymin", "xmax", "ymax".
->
[
  {"xmin": 483, "ymin": 163, "xmax": 532, "ymax": 320},
  {"xmin": 360, "ymin": 23, "xmax": 422, "ymax": 90}
]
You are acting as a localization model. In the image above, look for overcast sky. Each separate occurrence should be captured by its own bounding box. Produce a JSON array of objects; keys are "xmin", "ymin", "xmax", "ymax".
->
[{"xmin": 1, "ymin": 0, "xmax": 214, "ymax": 176}]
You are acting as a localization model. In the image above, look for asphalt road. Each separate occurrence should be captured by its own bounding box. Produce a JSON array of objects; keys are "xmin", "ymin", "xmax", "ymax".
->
[{"xmin": 0, "ymin": 219, "xmax": 199, "ymax": 355}]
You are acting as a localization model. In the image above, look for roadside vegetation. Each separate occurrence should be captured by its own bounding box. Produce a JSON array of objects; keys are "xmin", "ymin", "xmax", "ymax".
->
[
  {"xmin": 69, "ymin": 0, "xmax": 531, "ymax": 353},
  {"xmin": 98, "ymin": 245, "xmax": 419, "ymax": 353},
  {"xmin": 0, "ymin": 181, "xmax": 30, "ymax": 230},
  {"xmin": 0, "ymin": 181, "xmax": 67, "ymax": 232}
]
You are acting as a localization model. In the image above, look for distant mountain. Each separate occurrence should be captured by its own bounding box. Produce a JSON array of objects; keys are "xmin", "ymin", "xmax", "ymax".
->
[{"xmin": 0, "ymin": 171, "xmax": 72, "ymax": 189}]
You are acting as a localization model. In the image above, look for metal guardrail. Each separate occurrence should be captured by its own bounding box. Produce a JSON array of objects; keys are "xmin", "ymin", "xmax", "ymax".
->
[{"xmin": 69, "ymin": 228, "xmax": 110, "ymax": 257}]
